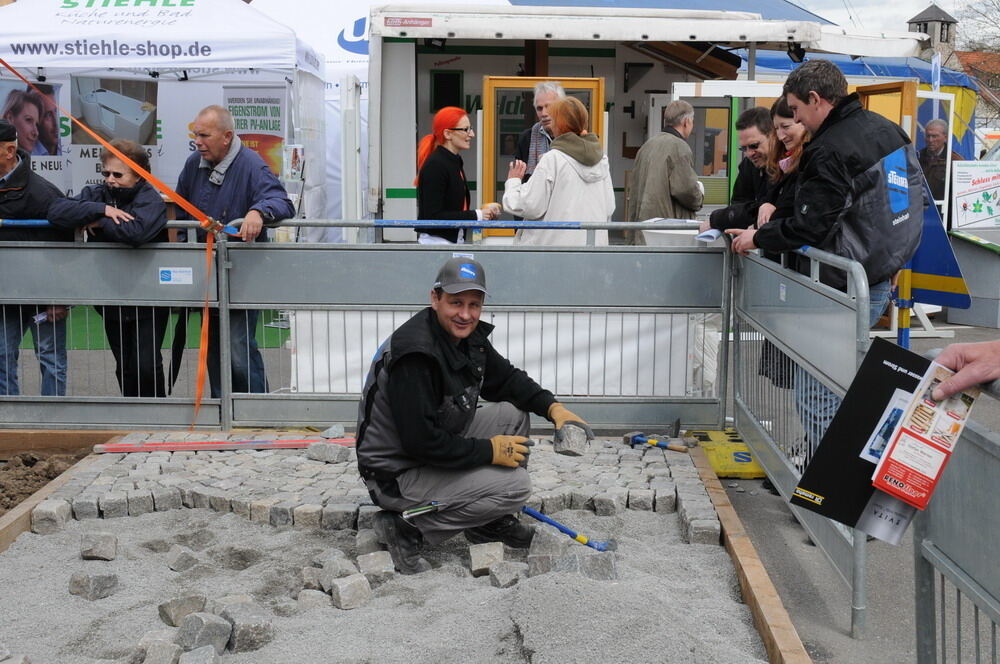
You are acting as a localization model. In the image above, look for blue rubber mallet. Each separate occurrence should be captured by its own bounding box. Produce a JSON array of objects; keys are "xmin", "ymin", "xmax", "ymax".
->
[{"xmin": 521, "ymin": 506, "xmax": 617, "ymax": 552}]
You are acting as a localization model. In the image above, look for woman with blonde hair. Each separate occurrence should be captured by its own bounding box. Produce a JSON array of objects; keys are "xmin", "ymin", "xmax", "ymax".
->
[
  {"xmin": 502, "ymin": 96, "xmax": 613, "ymax": 245},
  {"xmin": 415, "ymin": 106, "xmax": 500, "ymax": 244}
]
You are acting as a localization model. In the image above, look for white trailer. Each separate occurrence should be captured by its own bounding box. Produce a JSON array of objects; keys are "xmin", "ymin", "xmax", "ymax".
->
[{"xmin": 365, "ymin": 3, "xmax": 926, "ymax": 234}]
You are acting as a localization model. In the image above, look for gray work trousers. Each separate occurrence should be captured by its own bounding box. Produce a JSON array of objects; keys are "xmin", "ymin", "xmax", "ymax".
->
[{"xmin": 367, "ymin": 401, "xmax": 532, "ymax": 544}]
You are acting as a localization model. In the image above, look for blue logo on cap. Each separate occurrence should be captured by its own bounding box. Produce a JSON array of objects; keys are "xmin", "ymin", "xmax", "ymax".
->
[
  {"xmin": 884, "ymin": 147, "xmax": 909, "ymax": 214},
  {"xmin": 459, "ymin": 263, "xmax": 477, "ymax": 279}
]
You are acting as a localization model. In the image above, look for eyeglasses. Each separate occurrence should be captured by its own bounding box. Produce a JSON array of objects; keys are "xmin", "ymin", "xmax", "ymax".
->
[
  {"xmin": 101, "ymin": 170, "xmax": 127, "ymax": 178},
  {"xmin": 738, "ymin": 142, "xmax": 762, "ymax": 153},
  {"xmin": 449, "ymin": 127, "xmax": 474, "ymax": 133}
]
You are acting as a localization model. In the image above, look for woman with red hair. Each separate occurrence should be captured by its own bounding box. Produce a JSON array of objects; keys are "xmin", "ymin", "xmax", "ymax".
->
[{"xmin": 416, "ymin": 106, "xmax": 500, "ymax": 244}]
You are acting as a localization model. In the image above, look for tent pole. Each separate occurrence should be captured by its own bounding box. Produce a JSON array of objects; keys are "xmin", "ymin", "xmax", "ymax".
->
[
  {"xmin": 366, "ymin": 33, "xmax": 383, "ymax": 242},
  {"xmin": 747, "ymin": 42, "xmax": 756, "ymax": 80}
]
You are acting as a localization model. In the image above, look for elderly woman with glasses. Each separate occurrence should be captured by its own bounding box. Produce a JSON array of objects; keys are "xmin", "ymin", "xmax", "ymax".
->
[{"xmin": 48, "ymin": 138, "xmax": 170, "ymax": 398}]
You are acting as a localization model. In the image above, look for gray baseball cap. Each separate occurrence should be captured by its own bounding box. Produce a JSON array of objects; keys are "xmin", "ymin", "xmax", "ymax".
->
[{"xmin": 433, "ymin": 257, "xmax": 488, "ymax": 294}]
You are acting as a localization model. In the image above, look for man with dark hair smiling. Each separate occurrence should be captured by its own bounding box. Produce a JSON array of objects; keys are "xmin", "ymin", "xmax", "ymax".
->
[
  {"xmin": 705, "ymin": 106, "xmax": 773, "ymax": 232},
  {"xmin": 355, "ymin": 257, "xmax": 592, "ymax": 574}
]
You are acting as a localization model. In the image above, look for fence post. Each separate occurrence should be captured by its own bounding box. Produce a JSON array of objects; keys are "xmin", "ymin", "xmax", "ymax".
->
[
  {"xmin": 217, "ymin": 239, "xmax": 233, "ymax": 430},
  {"xmin": 716, "ymin": 247, "xmax": 734, "ymax": 428},
  {"xmin": 913, "ymin": 511, "xmax": 937, "ymax": 663},
  {"xmin": 851, "ymin": 530, "xmax": 867, "ymax": 638}
]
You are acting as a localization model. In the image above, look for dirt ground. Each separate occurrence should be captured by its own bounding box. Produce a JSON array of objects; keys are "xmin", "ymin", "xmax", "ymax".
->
[{"xmin": 0, "ymin": 450, "xmax": 88, "ymax": 517}]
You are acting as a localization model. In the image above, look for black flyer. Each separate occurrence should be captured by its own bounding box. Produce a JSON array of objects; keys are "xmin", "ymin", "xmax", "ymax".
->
[{"xmin": 790, "ymin": 338, "xmax": 930, "ymax": 527}]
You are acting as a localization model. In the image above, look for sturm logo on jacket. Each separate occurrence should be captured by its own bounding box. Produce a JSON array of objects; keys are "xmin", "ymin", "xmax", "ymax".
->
[
  {"xmin": 883, "ymin": 147, "xmax": 910, "ymax": 215},
  {"xmin": 887, "ymin": 170, "xmax": 908, "ymax": 188}
]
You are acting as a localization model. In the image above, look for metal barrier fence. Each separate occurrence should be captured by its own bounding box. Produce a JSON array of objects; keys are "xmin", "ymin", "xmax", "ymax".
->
[
  {"xmin": 0, "ymin": 219, "xmax": 731, "ymax": 431},
  {"xmin": 731, "ymin": 247, "xmax": 874, "ymax": 638},
  {"xmin": 914, "ymin": 380, "xmax": 1000, "ymax": 664}
]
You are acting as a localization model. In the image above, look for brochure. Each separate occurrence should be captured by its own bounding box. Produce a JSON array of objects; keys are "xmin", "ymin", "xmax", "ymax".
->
[{"xmin": 871, "ymin": 365, "xmax": 980, "ymax": 510}]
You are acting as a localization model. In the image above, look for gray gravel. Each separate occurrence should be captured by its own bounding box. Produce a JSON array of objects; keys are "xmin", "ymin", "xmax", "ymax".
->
[{"xmin": 0, "ymin": 507, "xmax": 766, "ymax": 663}]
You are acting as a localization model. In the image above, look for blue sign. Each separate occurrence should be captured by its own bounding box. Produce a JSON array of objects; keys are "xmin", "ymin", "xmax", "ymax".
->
[
  {"xmin": 338, "ymin": 17, "xmax": 369, "ymax": 55},
  {"xmin": 908, "ymin": 179, "xmax": 971, "ymax": 308},
  {"xmin": 884, "ymin": 147, "xmax": 909, "ymax": 215}
]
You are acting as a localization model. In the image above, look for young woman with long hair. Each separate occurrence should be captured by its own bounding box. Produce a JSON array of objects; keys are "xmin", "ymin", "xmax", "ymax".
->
[
  {"xmin": 415, "ymin": 106, "xmax": 500, "ymax": 244},
  {"xmin": 756, "ymin": 96, "xmax": 809, "ymax": 228}
]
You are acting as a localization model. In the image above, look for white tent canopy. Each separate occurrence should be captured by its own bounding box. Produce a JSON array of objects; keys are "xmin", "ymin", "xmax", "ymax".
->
[
  {"xmin": 0, "ymin": 0, "xmax": 325, "ymax": 219},
  {"xmin": 370, "ymin": 3, "xmax": 927, "ymax": 58},
  {"xmin": 0, "ymin": 0, "xmax": 322, "ymax": 77}
]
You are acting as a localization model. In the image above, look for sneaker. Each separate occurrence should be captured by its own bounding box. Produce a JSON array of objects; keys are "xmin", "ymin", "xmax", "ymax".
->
[
  {"xmin": 464, "ymin": 514, "xmax": 535, "ymax": 548},
  {"xmin": 373, "ymin": 511, "xmax": 432, "ymax": 575}
]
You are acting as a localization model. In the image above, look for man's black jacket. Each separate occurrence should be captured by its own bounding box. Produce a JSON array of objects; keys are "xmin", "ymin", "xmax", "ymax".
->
[{"xmin": 0, "ymin": 149, "xmax": 70, "ymax": 242}]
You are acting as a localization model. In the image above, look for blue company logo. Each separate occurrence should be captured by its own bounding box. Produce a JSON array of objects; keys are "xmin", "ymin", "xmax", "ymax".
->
[
  {"xmin": 884, "ymin": 147, "xmax": 909, "ymax": 214},
  {"xmin": 338, "ymin": 17, "xmax": 369, "ymax": 55},
  {"xmin": 159, "ymin": 269, "xmax": 171, "ymax": 282},
  {"xmin": 459, "ymin": 263, "xmax": 477, "ymax": 279},
  {"xmin": 733, "ymin": 452, "xmax": 753, "ymax": 463}
]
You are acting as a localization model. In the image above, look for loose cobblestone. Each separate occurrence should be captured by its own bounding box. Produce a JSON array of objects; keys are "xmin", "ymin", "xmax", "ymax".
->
[{"xmin": 38, "ymin": 433, "xmax": 718, "ymax": 547}]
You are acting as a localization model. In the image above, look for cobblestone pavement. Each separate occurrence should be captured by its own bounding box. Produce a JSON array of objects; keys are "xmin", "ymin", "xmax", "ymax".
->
[{"xmin": 32, "ymin": 432, "xmax": 720, "ymax": 544}]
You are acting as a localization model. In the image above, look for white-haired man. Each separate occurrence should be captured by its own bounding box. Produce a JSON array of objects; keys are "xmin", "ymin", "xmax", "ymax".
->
[
  {"xmin": 175, "ymin": 105, "xmax": 295, "ymax": 398},
  {"xmin": 919, "ymin": 118, "xmax": 962, "ymax": 202},
  {"xmin": 514, "ymin": 81, "xmax": 566, "ymax": 181}
]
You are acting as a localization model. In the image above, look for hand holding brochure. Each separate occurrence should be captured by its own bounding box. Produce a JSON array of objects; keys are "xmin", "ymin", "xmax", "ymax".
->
[{"xmin": 871, "ymin": 364, "xmax": 980, "ymax": 510}]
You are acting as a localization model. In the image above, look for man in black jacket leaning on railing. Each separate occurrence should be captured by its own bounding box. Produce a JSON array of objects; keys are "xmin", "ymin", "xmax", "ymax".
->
[{"xmin": 0, "ymin": 118, "xmax": 72, "ymax": 397}]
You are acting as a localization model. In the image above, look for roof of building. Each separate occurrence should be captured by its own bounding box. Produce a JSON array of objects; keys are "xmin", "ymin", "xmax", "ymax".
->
[
  {"xmin": 507, "ymin": 0, "xmax": 834, "ymax": 23},
  {"xmin": 954, "ymin": 51, "xmax": 1000, "ymax": 75},
  {"xmin": 739, "ymin": 49, "xmax": 977, "ymax": 90},
  {"xmin": 906, "ymin": 4, "xmax": 958, "ymax": 25}
]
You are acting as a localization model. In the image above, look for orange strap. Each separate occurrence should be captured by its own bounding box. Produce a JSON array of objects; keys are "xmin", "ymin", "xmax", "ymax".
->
[{"xmin": 0, "ymin": 57, "xmax": 215, "ymax": 427}]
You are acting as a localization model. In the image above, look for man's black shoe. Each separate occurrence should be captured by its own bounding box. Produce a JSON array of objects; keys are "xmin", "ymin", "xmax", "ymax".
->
[
  {"xmin": 373, "ymin": 511, "xmax": 432, "ymax": 575},
  {"xmin": 465, "ymin": 514, "xmax": 535, "ymax": 548}
]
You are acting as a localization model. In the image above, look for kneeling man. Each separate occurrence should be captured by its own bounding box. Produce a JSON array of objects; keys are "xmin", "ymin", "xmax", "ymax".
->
[{"xmin": 356, "ymin": 257, "xmax": 590, "ymax": 573}]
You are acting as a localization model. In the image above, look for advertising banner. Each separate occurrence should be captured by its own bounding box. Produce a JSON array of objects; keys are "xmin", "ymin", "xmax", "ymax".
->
[
  {"xmin": 952, "ymin": 160, "xmax": 1000, "ymax": 229},
  {"xmin": 1, "ymin": 80, "xmax": 70, "ymax": 191},
  {"xmin": 224, "ymin": 85, "xmax": 286, "ymax": 175},
  {"xmin": 67, "ymin": 75, "xmax": 159, "ymax": 193}
]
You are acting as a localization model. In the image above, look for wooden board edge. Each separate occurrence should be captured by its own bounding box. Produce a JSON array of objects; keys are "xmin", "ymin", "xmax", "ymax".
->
[
  {"xmin": 0, "ymin": 453, "xmax": 105, "ymax": 555},
  {"xmin": 691, "ymin": 446, "xmax": 813, "ymax": 664},
  {"xmin": 0, "ymin": 430, "xmax": 127, "ymax": 456}
]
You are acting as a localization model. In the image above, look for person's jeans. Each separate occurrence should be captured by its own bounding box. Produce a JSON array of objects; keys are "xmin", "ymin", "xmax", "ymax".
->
[
  {"xmin": 794, "ymin": 280, "xmax": 892, "ymax": 457},
  {"xmin": 0, "ymin": 305, "xmax": 68, "ymax": 396},
  {"xmin": 207, "ymin": 308, "xmax": 268, "ymax": 398}
]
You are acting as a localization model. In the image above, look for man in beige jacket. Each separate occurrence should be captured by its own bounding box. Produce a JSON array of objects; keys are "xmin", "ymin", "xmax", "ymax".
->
[{"xmin": 627, "ymin": 100, "xmax": 704, "ymax": 223}]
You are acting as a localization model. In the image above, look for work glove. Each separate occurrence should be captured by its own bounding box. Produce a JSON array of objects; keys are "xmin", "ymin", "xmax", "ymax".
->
[
  {"xmin": 490, "ymin": 435, "xmax": 533, "ymax": 468},
  {"xmin": 548, "ymin": 403, "xmax": 595, "ymax": 439}
]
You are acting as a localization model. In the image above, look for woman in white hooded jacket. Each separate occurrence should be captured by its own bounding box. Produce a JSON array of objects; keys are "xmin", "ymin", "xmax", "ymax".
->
[{"xmin": 502, "ymin": 96, "xmax": 614, "ymax": 246}]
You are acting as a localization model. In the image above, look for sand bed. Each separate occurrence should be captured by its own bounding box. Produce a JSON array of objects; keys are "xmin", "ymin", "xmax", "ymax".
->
[{"xmin": 0, "ymin": 506, "xmax": 766, "ymax": 663}]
